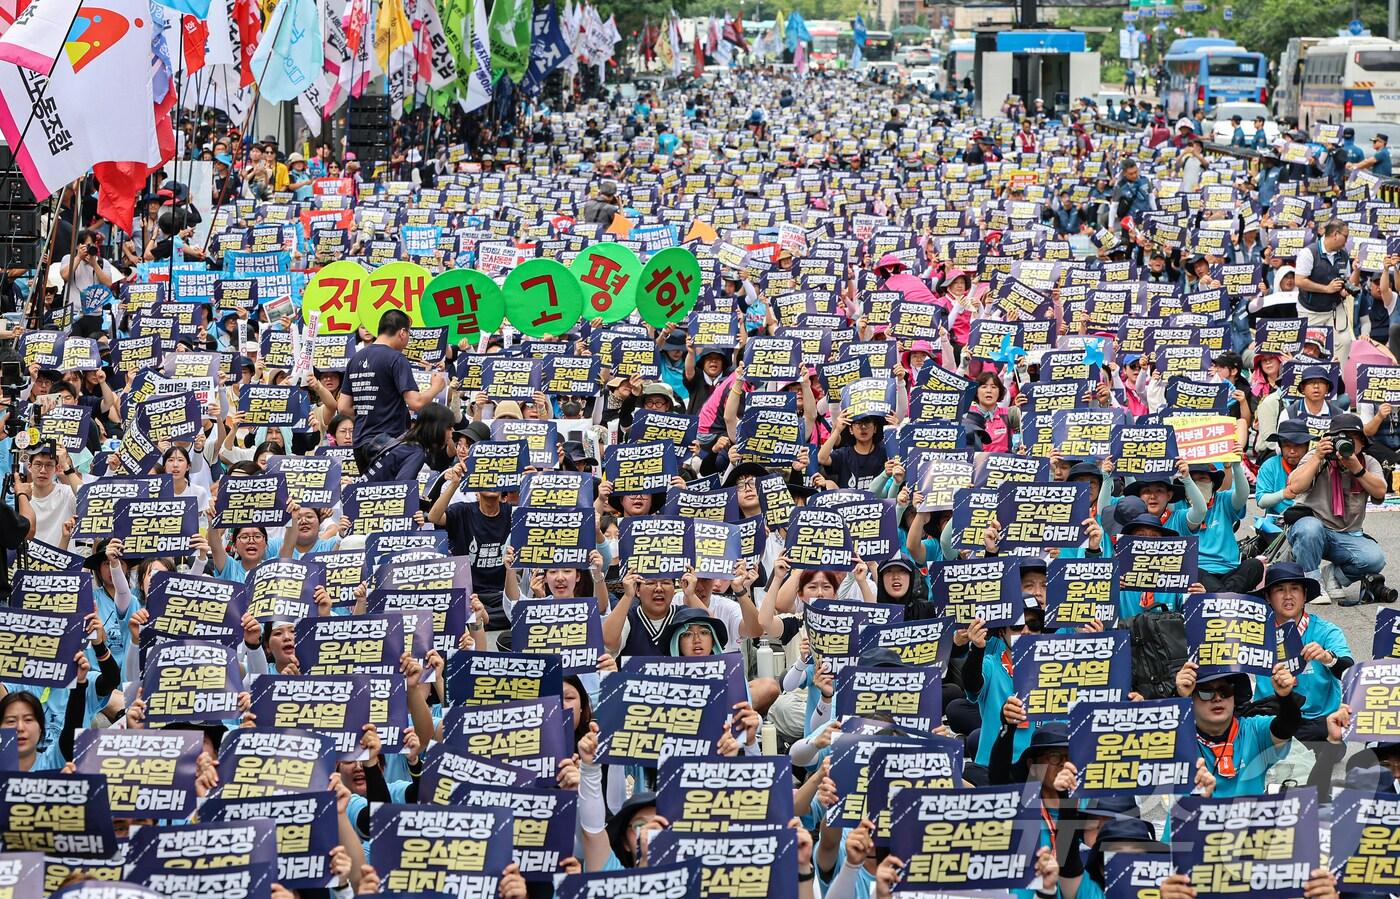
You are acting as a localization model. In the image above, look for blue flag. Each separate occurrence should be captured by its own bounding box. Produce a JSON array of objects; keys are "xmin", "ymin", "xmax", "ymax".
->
[
  {"xmin": 249, "ymin": 0, "xmax": 324, "ymax": 102},
  {"xmin": 520, "ymin": 0, "xmax": 572, "ymax": 96},
  {"xmin": 784, "ymin": 10, "xmax": 811, "ymax": 52},
  {"xmin": 153, "ymin": 0, "xmax": 211, "ymax": 21},
  {"xmin": 852, "ymin": 14, "xmax": 866, "ymax": 65}
]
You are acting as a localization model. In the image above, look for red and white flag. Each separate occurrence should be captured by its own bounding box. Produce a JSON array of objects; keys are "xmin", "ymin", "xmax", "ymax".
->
[{"xmin": 0, "ymin": 0, "xmax": 159, "ymax": 200}]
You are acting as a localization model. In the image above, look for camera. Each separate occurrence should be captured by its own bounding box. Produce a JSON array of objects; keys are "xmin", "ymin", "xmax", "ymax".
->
[{"xmin": 1334, "ymin": 436, "xmax": 1357, "ymax": 459}]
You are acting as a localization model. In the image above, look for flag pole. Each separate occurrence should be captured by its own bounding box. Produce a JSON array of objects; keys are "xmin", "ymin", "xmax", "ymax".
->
[{"xmin": 198, "ymin": 0, "xmax": 298, "ymax": 259}]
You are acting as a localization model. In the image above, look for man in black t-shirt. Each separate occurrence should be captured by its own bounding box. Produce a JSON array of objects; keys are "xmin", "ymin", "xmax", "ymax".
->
[
  {"xmin": 428, "ymin": 463, "xmax": 513, "ymax": 635},
  {"xmin": 339, "ymin": 309, "xmax": 448, "ymax": 472}
]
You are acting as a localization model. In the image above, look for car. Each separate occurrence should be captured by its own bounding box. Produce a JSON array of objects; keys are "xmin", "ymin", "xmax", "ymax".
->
[
  {"xmin": 908, "ymin": 65, "xmax": 943, "ymax": 91},
  {"xmin": 1096, "ymin": 89, "xmax": 1129, "ymax": 110},
  {"xmin": 897, "ymin": 46, "xmax": 934, "ymax": 67},
  {"xmin": 1341, "ymin": 120, "xmax": 1394, "ymax": 147},
  {"xmin": 1207, "ymin": 101, "xmax": 1281, "ymax": 145}
]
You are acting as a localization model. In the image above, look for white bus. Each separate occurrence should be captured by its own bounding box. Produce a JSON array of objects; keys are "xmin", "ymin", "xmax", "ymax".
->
[{"xmin": 1299, "ymin": 36, "xmax": 1400, "ymax": 127}]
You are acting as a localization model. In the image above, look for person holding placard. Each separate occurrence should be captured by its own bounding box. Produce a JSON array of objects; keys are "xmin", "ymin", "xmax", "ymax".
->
[
  {"xmin": 1254, "ymin": 563, "xmax": 1352, "ymax": 800},
  {"xmin": 1174, "ymin": 660, "xmax": 1303, "ymax": 797}
]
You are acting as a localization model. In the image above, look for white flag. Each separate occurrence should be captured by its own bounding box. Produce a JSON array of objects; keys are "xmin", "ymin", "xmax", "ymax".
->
[{"xmin": 460, "ymin": 0, "xmax": 489, "ymax": 112}]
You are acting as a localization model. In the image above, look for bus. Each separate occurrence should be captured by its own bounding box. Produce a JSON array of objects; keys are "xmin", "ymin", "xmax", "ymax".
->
[
  {"xmin": 1273, "ymin": 36, "xmax": 1326, "ymax": 124},
  {"xmin": 1299, "ymin": 36, "xmax": 1400, "ymax": 127},
  {"xmin": 1163, "ymin": 39, "xmax": 1269, "ymax": 117},
  {"xmin": 839, "ymin": 29, "xmax": 895, "ymax": 62},
  {"xmin": 807, "ymin": 20, "xmax": 845, "ymax": 62},
  {"xmin": 943, "ymin": 37, "xmax": 974, "ymax": 87}
]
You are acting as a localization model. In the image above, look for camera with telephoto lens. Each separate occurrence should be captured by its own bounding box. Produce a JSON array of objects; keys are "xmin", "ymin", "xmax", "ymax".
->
[{"xmin": 1332, "ymin": 436, "xmax": 1357, "ymax": 459}]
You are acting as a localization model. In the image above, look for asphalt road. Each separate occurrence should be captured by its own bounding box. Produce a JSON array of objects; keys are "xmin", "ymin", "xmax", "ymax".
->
[{"xmin": 1246, "ymin": 495, "xmax": 1400, "ymax": 783}]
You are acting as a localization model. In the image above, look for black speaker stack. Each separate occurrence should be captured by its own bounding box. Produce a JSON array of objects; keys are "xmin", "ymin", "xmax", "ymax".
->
[
  {"xmin": 346, "ymin": 95, "xmax": 393, "ymax": 168},
  {"xmin": 0, "ymin": 144, "xmax": 41, "ymax": 270}
]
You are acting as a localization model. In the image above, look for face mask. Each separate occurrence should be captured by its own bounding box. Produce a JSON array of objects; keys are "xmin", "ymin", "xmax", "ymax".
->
[
  {"xmin": 1006, "ymin": 632, "xmax": 1021, "ymax": 648},
  {"xmin": 603, "ymin": 539, "xmax": 619, "ymax": 560},
  {"xmin": 1199, "ymin": 483, "xmax": 1215, "ymax": 503}
]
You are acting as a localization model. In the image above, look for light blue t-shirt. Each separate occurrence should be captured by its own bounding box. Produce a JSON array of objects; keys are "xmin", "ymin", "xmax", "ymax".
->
[
  {"xmin": 1188, "ymin": 498, "xmax": 1245, "ymax": 575},
  {"xmin": 1198, "ymin": 715, "xmax": 1289, "ymax": 797},
  {"xmin": 971, "ymin": 637, "xmax": 1034, "ymax": 767},
  {"xmin": 1253, "ymin": 456, "xmax": 1295, "ymax": 515},
  {"xmin": 1253, "ymin": 616, "xmax": 1349, "ymax": 719}
]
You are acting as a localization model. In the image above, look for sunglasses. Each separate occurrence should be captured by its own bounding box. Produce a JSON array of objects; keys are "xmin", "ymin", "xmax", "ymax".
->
[{"xmin": 1194, "ymin": 683, "xmax": 1236, "ymax": 701}]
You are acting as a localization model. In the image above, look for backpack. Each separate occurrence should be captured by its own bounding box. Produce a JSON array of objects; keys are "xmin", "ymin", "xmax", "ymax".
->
[{"xmin": 1128, "ymin": 605, "xmax": 1189, "ymax": 700}]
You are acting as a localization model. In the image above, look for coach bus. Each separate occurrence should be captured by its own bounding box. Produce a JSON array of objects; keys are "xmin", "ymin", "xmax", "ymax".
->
[
  {"xmin": 1163, "ymin": 38, "xmax": 1269, "ymax": 118},
  {"xmin": 944, "ymin": 37, "xmax": 974, "ymax": 87},
  {"xmin": 1299, "ymin": 36, "xmax": 1400, "ymax": 126}
]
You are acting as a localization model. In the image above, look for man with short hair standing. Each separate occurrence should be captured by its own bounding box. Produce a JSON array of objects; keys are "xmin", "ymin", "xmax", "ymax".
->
[{"xmin": 339, "ymin": 309, "xmax": 448, "ymax": 473}]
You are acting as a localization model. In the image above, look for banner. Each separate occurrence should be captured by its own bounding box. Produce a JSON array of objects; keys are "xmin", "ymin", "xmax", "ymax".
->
[
  {"xmin": 247, "ymin": 674, "xmax": 371, "ymax": 757},
  {"xmin": 1044, "ymin": 558, "xmax": 1117, "ymax": 629},
  {"xmin": 366, "ymin": 800, "xmax": 515, "ymax": 890},
  {"xmin": 444, "ymin": 651, "xmax": 563, "ymax": 707},
  {"xmin": 1069, "ymin": 698, "xmax": 1195, "ymax": 796},
  {"xmin": 295, "ymin": 613, "xmax": 404, "ymax": 675},
  {"xmin": 623, "ymin": 653, "xmax": 748, "ymax": 709},
  {"xmin": 557, "ymin": 862, "xmax": 702, "ymax": 899},
  {"xmin": 201, "ymin": 791, "xmax": 340, "ymax": 890},
  {"xmin": 146, "ymin": 571, "xmax": 248, "ymax": 645},
  {"xmin": 865, "ymin": 738, "xmax": 965, "ymax": 844},
  {"xmin": 594, "ymin": 672, "xmax": 725, "ymax": 767},
  {"xmin": 649, "ymin": 828, "xmax": 795, "ymax": 899},
  {"xmin": 38, "ymin": 405, "xmax": 90, "ymax": 453},
  {"xmin": 0, "ymin": 608, "xmax": 86, "ymax": 687},
  {"xmin": 464, "ymin": 440, "xmax": 528, "ymax": 491},
  {"xmin": 237, "ymin": 384, "xmax": 309, "ymax": 427},
  {"xmin": 342, "ymin": 481, "xmax": 420, "ymax": 536},
  {"xmin": 12, "ymin": 571, "xmax": 92, "ymax": 615},
  {"xmin": 889, "ymin": 786, "xmax": 1039, "ymax": 890},
  {"xmin": 1166, "ymin": 414, "xmax": 1241, "ymax": 464},
  {"xmin": 835, "ymin": 665, "xmax": 942, "ymax": 731},
  {"xmin": 784, "ymin": 508, "xmax": 853, "ymax": 571},
  {"xmin": 1114, "ymin": 535, "xmax": 1197, "ymax": 595},
  {"xmin": 264, "ymin": 456, "xmax": 341, "ymax": 508},
  {"xmin": 620, "ymin": 516, "xmax": 692, "ymax": 579},
  {"xmin": 1051, "ymin": 409, "xmax": 1118, "ymax": 460},
  {"xmin": 1343, "ymin": 659, "xmax": 1400, "ymax": 742},
  {"xmin": 247, "ymin": 558, "xmax": 322, "ymax": 622},
  {"xmin": 74, "ymin": 477, "xmax": 169, "ymax": 541},
  {"xmin": 735, "ymin": 408, "xmax": 804, "ymax": 465},
  {"xmin": 126, "ymin": 820, "xmax": 275, "ymax": 899},
  {"xmin": 1184, "ymin": 592, "xmax": 1276, "ymax": 677},
  {"xmin": 114, "ymin": 497, "xmax": 198, "ymax": 558},
  {"xmin": 368, "ymin": 588, "xmax": 468, "ymax": 657},
  {"xmin": 419, "ymin": 745, "xmax": 533, "ymax": 805},
  {"xmin": 603, "ymin": 441, "xmax": 676, "ymax": 495},
  {"xmin": 460, "ymin": 786, "xmax": 576, "ymax": 881},
  {"xmin": 212, "ymin": 474, "xmax": 291, "ymax": 529},
  {"xmin": 510, "ymin": 598, "xmax": 601, "ymax": 674},
  {"xmin": 212, "ymin": 729, "xmax": 335, "ymax": 800},
  {"xmin": 996, "ymin": 482, "xmax": 1089, "ymax": 549},
  {"xmin": 491, "ymin": 419, "xmax": 557, "ymax": 469},
  {"xmin": 1013, "ymin": 632, "xmax": 1131, "ymax": 720},
  {"xmin": 441, "ymin": 696, "xmax": 572, "ymax": 780},
  {"xmin": 1171, "ymin": 791, "xmax": 1318, "ymax": 899},
  {"xmin": 1357, "ymin": 364, "xmax": 1400, "ymax": 405},
  {"xmin": 140, "ymin": 641, "xmax": 243, "ymax": 723},
  {"xmin": 1331, "ymin": 788, "xmax": 1400, "ymax": 890},
  {"xmin": 929, "ymin": 558, "xmax": 1022, "ymax": 626},
  {"xmin": 71, "ymin": 729, "xmax": 202, "ymax": 819},
  {"xmin": 509, "ymin": 508, "xmax": 595, "ymax": 568},
  {"xmin": 520, "ymin": 471, "xmax": 594, "ymax": 510},
  {"xmin": 0, "ymin": 772, "xmax": 115, "ymax": 856},
  {"xmin": 1107, "ymin": 854, "xmax": 1174, "ymax": 899},
  {"xmin": 655, "ymin": 756, "xmax": 794, "ymax": 833},
  {"xmin": 857, "ymin": 617, "xmax": 955, "ymax": 670},
  {"xmin": 1112, "ymin": 424, "xmax": 1179, "ymax": 476}
]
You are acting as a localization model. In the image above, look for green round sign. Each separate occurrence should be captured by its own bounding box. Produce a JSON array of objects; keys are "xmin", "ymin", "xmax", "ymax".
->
[
  {"xmin": 302, "ymin": 261, "xmax": 368, "ymax": 336},
  {"xmin": 422, "ymin": 268, "xmax": 506, "ymax": 345},
  {"xmin": 569, "ymin": 242, "xmax": 642, "ymax": 324},
  {"xmin": 362, "ymin": 260, "xmax": 431, "ymax": 333},
  {"xmin": 503, "ymin": 258, "xmax": 583, "ymax": 338},
  {"xmin": 634, "ymin": 247, "xmax": 703, "ymax": 329}
]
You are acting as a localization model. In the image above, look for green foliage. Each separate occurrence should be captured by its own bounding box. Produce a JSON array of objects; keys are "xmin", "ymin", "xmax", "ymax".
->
[{"xmin": 1062, "ymin": 0, "xmax": 1393, "ymax": 72}]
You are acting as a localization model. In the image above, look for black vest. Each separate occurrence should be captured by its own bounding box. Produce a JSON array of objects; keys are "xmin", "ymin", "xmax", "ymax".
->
[{"xmin": 1299, "ymin": 248, "xmax": 1348, "ymax": 313}]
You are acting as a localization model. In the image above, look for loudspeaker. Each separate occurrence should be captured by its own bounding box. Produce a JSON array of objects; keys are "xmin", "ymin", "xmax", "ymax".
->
[
  {"xmin": 0, "ymin": 146, "xmax": 40, "ymax": 272},
  {"xmin": 347, "ymin": 96, "xmax": 393, "ymax": 166}
]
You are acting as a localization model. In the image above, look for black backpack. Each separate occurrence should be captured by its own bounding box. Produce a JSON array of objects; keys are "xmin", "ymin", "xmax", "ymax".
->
[{"xmin": 1128, "ymin": 605, "xmax": 1189, "ymax": 700}]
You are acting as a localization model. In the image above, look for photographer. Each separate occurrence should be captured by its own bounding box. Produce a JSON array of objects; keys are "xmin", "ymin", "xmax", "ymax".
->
[
  {"xmin": 1295, "ymin": 219, "xmax": 1360, "ymax": 363},
  {"xmin": 56, "ymin": 230, "xmax": 117, "ymax": 336},
  {"xmin": 1285, "ymin": 414, "xmax": 1390, "ymax": 605}
]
